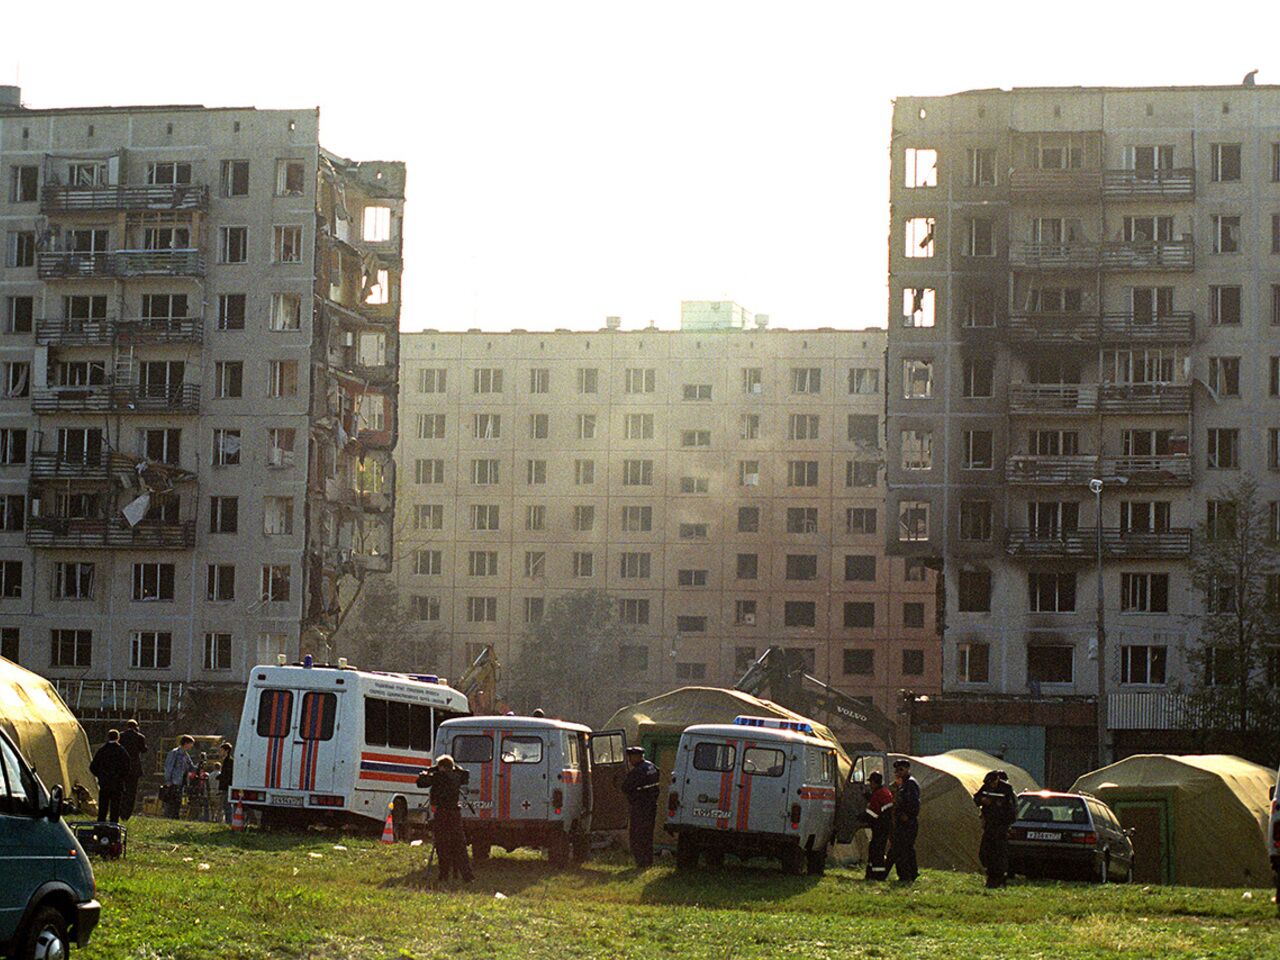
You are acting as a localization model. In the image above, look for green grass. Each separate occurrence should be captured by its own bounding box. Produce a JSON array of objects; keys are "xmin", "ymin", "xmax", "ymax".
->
[{"xmin": 80, "ymin": 818, "xmax": 1280, "ymax": 959}]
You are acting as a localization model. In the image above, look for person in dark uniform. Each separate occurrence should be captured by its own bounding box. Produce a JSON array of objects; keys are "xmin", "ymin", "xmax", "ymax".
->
[
  {"xmin": 118, "ymin": 719, "xmax": 147, "ymax": 821},
  {"xmin": 620, "ymin": 745, "xmax": 660, "ymax": 868},
  {"xmin": 973, "ymin": 769, "xmax": 1017, "ymax": 888},
  {"xmin": 89, "ymin": 729, "xmax": 131, "ymax": 824},
  {"xmin": 426, "ymin": 755, "xmax": 473, "ymax": 883},
  {"xmin": 862, "ymin": 771, "xmax": 895, "ymax": 880},
  {"xmin": 889, "ymin": 758, "xmax": 921, "ymax": 883}
]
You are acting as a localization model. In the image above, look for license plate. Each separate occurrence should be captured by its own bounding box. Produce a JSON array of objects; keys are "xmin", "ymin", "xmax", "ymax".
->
[
  {"xmin": 271, "ymin": 794, "xmax": 304, "ymax": 807},
  {"xmin": 1026, "ymin": 830, "xmax": 1062, "ymax": 841}
]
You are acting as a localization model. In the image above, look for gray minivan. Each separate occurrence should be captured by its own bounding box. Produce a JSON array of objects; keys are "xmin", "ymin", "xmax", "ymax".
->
[{"xmin": 0, "ymin": 728, "xmax": 100, "ymax": 959}]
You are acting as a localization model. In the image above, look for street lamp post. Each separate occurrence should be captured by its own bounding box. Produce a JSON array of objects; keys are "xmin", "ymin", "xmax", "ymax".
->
[{"xmin": 1090, "ymin": 477, "xmax": 1110, "ymax": 767}]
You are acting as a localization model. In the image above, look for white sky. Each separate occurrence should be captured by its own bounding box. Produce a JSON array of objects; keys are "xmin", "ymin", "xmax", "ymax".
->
[{"xmin": 3, "ymin": 2, "xmax": 1274, "ymax": 332}]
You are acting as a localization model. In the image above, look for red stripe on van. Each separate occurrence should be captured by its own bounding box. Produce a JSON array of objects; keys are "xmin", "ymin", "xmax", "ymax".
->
[
  {"xmin": 477, "ymin": 729, "xmax": 494, "ymax": 819},
  {"xmin": 799, "ymin": 787, "xmax": 836, "ymax": 801},
  {"xmin": 716, "ymin": 740, "xmax": 736, "ymax": 830},
  {"xmin": 358, "ymin": 771, "xmax": 420, "ymax": 784},
  {"xmin": 735, "ymin": 740, "xmax": 756, "ymax": 833}
]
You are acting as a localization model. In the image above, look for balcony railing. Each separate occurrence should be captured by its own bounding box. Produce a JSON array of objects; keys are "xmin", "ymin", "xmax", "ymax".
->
[
  {"xmin": 28, "ymin": 451, "xmax": 112, "ymax": 481},
  {"xmin": 26, "ymin": 517, "xmax": 195, "ymax": 549},
  {"xmin": 1103, "ymin": 455, "xmax": 1192, "ymax": 486},
  {"xmin": 1099, "ymin": 383, "xmax": 1191, "ymax": 414},
  {"xmin": 35, "ymin": 316, "xmax": 203, "ymax": 346},
  {"xmin": 1010, "ymin": 242, "xmax": 1101, "ymax": 270},
  {"xmin": 1006, "ymin": 311, "xmax": 1194, "ymax": 345},
  {"xmin": 41, "ymin": 183, "xmax": 209, "ymax": 213},
  {"xmin": 1009, "ymin": 169, "xmax": 1103, "ymax": 200},
  {"xmin": 1005, "ymin": 455, "xmax": 1099, "ymax": 485},
  {"xmin": 1005, "ymin": 527, "xmax": 1192, "ymax": 559},
  {"xmin": 37, "ymin": 249, "xmax": 206, "ymax": 279},
  {"xmin": 31, "ymin": 383, "xmax": 200, "ymax": 414},
  {"xmin": 1006, "ymin": 454, "xmax": 1192, "ymax": 486},
  {"xmin": 1102, "ymin": 168, "xmax": 1196, "ymax": 201},
  {"xmin": 1008, "ymin": 383, "xmax": 1190, "ymax": 415},
  {"xmin": 1008, "ymin": 383, "xmax": 1097, "ymax": 413},
  {"xmin": 1010, "ymin": 240, "xmax": 1194, "ymax": 272}
]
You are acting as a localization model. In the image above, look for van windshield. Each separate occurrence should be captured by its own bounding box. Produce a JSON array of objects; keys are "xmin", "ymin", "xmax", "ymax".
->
[{"xmin": 0, "ymin": 735, "xmax": 40, "ymax": 812}]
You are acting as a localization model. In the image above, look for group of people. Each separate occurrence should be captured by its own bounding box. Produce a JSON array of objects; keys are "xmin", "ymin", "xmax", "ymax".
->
[
  {"xmin": 860, "ymin": 758, "xmax": 921, "ymax": 882},
  {"xmin": 90, "ymin": 727, "xmax": 235, "ymax": 824}
]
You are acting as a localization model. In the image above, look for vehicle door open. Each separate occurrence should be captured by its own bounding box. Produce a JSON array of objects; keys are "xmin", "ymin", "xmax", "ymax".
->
[{"xmin": 587, "ymin": 729, "xmax": 628, "ymax": 831}]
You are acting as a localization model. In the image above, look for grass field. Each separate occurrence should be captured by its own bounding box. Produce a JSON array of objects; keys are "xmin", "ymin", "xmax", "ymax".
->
[{"xmin": 78, "ymin": 817, "xmax": 1280, "ymax": 959}]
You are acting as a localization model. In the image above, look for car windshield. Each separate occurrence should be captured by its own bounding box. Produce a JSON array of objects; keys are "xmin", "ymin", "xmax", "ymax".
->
[{"xmin": 1016, "ymin": 795, "xmax": 1089, "ymax": 825}]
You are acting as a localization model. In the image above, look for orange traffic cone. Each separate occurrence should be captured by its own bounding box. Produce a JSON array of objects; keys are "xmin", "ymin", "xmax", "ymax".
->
[
  {"xmin": 381, "ymin": 804, "xmax": 396, "ymax": 844},
  {"xmin": 230, "ymin": 803, "xmax": 245, "ymax": 832}
]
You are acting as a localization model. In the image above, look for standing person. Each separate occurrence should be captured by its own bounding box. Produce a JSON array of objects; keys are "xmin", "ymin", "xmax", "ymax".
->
[
  {"xmin": 889, "ymin": 758, "xmax": 921, "ymax": 883},
  {"xmin": 862, "ymin": 771, "xmax": 895, "ymax": 880},
  {"xmin": 162, "ymin": 735, "xmax": 197, "ymax": 819},
  {"xmin": 216, "ymin": 742, "xmax": 235, "ymax": 824},
  {"xmin": 428, "ymin": 755, "xmax": 473, "ymax": 883},
  {"xmin": 118, "ymin": 719, "xmax": 147, "ymax": 821},
  {"xmin": 620, "ymin": 745, "xmax": 660, "ymax": 868},
  {"xmin": 973, "ymin": 770, "xmax": 1017, "ymax": 888},
  {"xmin": 89, "ymin": 729, "xmax": 130, "ymax": 824}
]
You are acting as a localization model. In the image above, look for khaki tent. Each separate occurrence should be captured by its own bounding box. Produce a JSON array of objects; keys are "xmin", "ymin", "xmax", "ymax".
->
[
  {"xmin": 909, "ymin": 749, "xmax": 1040, "ymax": 872},
  {"xmin": 0, "ymin": 657, "xmax": 96, "ymax": 814},
  {"xmin": 1071, "ymin": 754, "xmax": 1273, "ymax": 887}
]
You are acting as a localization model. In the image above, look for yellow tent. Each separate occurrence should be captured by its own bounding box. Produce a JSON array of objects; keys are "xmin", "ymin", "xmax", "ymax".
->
[
  {"xmin": 0, "ymin": 657, "xmax": 96, "ymax": 814},
  {"xmin": 1071, "ymin": 754, "xmax": 1273, "ymax": 887}
]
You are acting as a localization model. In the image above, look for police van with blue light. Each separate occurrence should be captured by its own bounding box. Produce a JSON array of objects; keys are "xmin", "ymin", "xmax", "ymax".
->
[
  {"xmin": 666, "ymin": 716, "xmax": 856, "ymax": 874},
  {"xmin": 230, "ymin": 656, "xmax": 468, "ymax": 833}
]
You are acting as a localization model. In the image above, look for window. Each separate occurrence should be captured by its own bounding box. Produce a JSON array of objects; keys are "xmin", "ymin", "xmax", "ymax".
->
[
  {"xmin": 905, "ymin": 217, "xmax": 935, "ymax": 257},
  {"xmin": 901, "ymin": 431, "xmax": 932, "ymax": 470},
  {"xmin": 904, "ymin": 147, "xmax": 938, "ymax": 187},
  {"xmin": 221, "ymin": 159, "xmax": 249, "ymax": 197},
  {"xmin": 902, "ymin": 359, "xmax": 933, "ymax": 398},
  {"xmin": 5, "ymin": 296, "xmax": 33, "ymax": 334},
  {"xmin": 735, "ymin": 600, "xmax": 757, "ymax": 625},
  {"xmin": 1121, "ymin": 645, "xmax": 1168, "ymax": 685},
  {"xmin": 214, "ymin": 361, "xmax": 243, "ymax": 399},
  {"xmin": 966, "ymin": 218, "xmax": 995, "ymax": 257},
  {"xmin": 525, "ymin": 459, "xmax": 547, "ymax": 485},
  {"xmin": 845, "ymin": 555, "xmax": 875, "ymax": 581},
  {"xmin": 843, "ymin": 649, "xmax": 874, "ymax": 675},
  {"xmin": 267, "ymin": 428, "xmax": 296, "ymax": 468},
  {"xmin": 967, "ymin": 147, "xmax": 996, "ymax": 186},
  {"xmin": 678, "ymin": 523, "xmax": 708, "ymax": 540},
  {"xmin": 269, "ymin": 294, "xmax": 301, "ymax": 331},
  {"xmin": 958, "ymin": 568, "xmax": 991, "ymax": 612},
  {"xmin": 1212, "ymin": 215, "xmax": 1241, "ymax": 254},
  {"xmin": 414, "ymin": 459, "xmax": 445, "ymax": 484},
  {"xmin": 786, "ymin": 415, "xmax": 818, "ymax": 442},
  {"xmin": 567, "ymin": 459, "xmax": 591, "ymax": 486},
  {"xmin": 0, "ymin": 628, "xmax": 15, "ymax": 663},
  {"xmin": 147, "ymin": 161, "xmax": 192, "ymax": 186},
  {"xmin": 903, "ymin": 603, "xmax": 925, "ymax": 629},
  {"xmin": 736, "ymin": 554, "xmax": 759, "ymax": 580},
  {"xmin": 738, "ymin": 507, "xmax": 760, "ymax": 533},
  {"xmin": 273, "ymin": 225, "xmax": 303, "ymax": 263},
  {"xmin": 525, "ymin": 504, "xmax": 545, "ymax": 530},
  {"xmin": 3, "ymin": 362, "xmax": 29, "ymax": 398},
  {"xmin": 621, "ymin": 505, "xmax": 652, "ymax": 532},
  {"xmin": 962, "ymin": 358, "xmax": 994, "ymax": 398},
  {"xmin": 623, "ymin": 459, "xmax": 653, "ymax": 486},
  {"xmin": 263, "ymin": 496, "xmax": 294, "ymax": 535},
  {"xmin": 1207, "ymin": 499, "xmax": 1237, "ymax": 541},
  {"xmin": 897, "ymin": 285, "xmax": 934, "ymax": 329},
  {"xmin": 413, "ymin": 368, "xmax": 447, "ymax": 395},
  {"xmin": 130, "ymin": 632, "xmax": 172, "ymax": 670},
  {"xmin": 1027, "ymin": 645, "xmax": 1074, "ymax": 685},
  {"xmin": 1205, "ymin": 646, "xmax": 1239, "ymax": 686},
  {"xmin": 625, "ymin": 368, "xmax": 655, "ymax": 393},
  {"xmin": 958, "ymin": 642, "xmax": 990, "ymax": 683},
  {"xmin": 364, "ymin": 269, "xmax": 390, "ymax": 305},
  {"xmin": 786, "ymin": 554, "xmax": 818, "ymax": 580},
  {"xmin": 902, "ymin": 649, "xmax": 925, "ymax": 676},
  {"xmin": 619, "ymin": 599, "xmax": 650, "ymax": 625},
  {"xmin": 362, "ymin": 205, "xmax": 392, "ymax": 242},
  {"xmin": 219, "ymin": 226, "xmax": 248, "ymax": 263},
  {"xmin": 619, "ymin": 552, "xmax": 651, "ymax": 579},
  {"xmin": 625, "ymin": 414, "xmax": 654, "ymax": 440},
  {"xmin": 473, "ymin": 368, "xmax": 503, "ymax": 394},
  {"xmin": 213, "ymin": 428, "xmax": 241, "ymax": 466},
  {"xmin": 468, "ymin": 551, "xmax": 499, "ymax": 577},
  {"xmin": 787, "ymin": 461, "xmax": 818, "ymax": 487},
  {"xmin": 470, "ymin": 504, "xmax": 500, "ymax": 531},
  {"xmin": 51, "ymin": 629, "xmax": 92, "ymax": 668},
  {"xmin": 572, "ymin": 505, "xmax": 595, "ymax": 531},
  {"xmin": 1209, "ymin": 285, "xmax": 1242, "ymax": 325},
  {"xmin": 1207, "ymin": 357, "xmax": 1240, "ymax": 397},
  {"xmin": 849, "ymin": 367, "xmax": 879, "ymax": 395},
  {"xmin": 735, "ymin": 646, "xmax": 758, "ymax": 672},
  {"xmin": 8, "ymin": 232, "xmax": 35, "ymax": 268},
  {"xmin": 206, "ymin": 564, "xmax": 236, "ymax": 602},
  {"xmin": 786, "ymin": 507, "xmax": 819, "ymax": 534},
  {"xmin": 1121, "ymin": 573, "xmax": 1169, "ymax": 613},
  {"xmin": 959, "ymin": 501, "xmax": 992, "ymax": 542},
  {"xmin": 682, "ymin": 383, "xmax": 712, "ymax": 402},
  {"xmin": 693, "ymin": 742, "xmax": 736, "ymax": 772},
  {"xmin": 217, "ymin": 293, "xmax": 246, "ymax": 331},
  {"xmin": 843, "ymin": 602, "xmax": 875, "ymax": 628},
  {"xmin": 472, "ymin": 413, "xmax": 501, "ymax": 439},
  {"xmin": 791, "ymin": 368, "xmax": 821, "ymax": 394},
  {"xmin": 784, "ymin": 601, "xmax": 816, "ymax": 628},
  {"xmin": 0, "ymin": 495, "xmax": 24, "ymax": 531},
  {"xmin": 9, "ymin": 165, "xmax": 37, "ymax": 202},
  {"xmin": 742, "ymin": 368, "xmax": 763, "ymax": 394},
  {"xmin": 571, "ymin": 414, "xmax": 597, "ymax": 441},
  {"xmin": 738, "ymin": 460, "xmax": 761, "ymax": 487},
  {"xmin": 1028, "ymin": 571, "xmax": 1076, "ymax": 612},
  {"xmin": 742, "ymin": 746, "xmax": 784, "ymax": 776},
  {"xmin": 414, "ymin": 550, "xmax": 442, "ymax": 576},
  {"xmin": 576, "ymin": 368, "xmax": 599, "ymax": 394},
  {"xmin": 846, "ymin": 461, "xmax": 878, "ymax": 487},
  {"xmin": 905, "ymin": 558, "xmax": 929, "ymax": 581},
  {"xmin": 261, "ymin": 565, "xmax": 291, "ymax": 603},
  {"xmin": 276, "ymin": 159, "xmax": 306, "ymax": 196},
  {"xmin": 1211, "ymin": 142, "xmax": 1241, "ymax": 182},
  {"xmin": 1207, "ymin": 428, "xmax": 1239, "ymax": 469},
  {"xmin": 267, "ymin": 360, "xmax": 298, "ymax": 397},
  {"xmin": 209, "ymin": 496, "xmax": 238, "ymax": 533},
  {"xmin": 54, "ymin": 562, "xmax": 94, "ymax": 600},
  {"xmin": 681, "ymin": 429, "xmax": 711, "ymax": 447},
  {"xmin": 677, "ymin": 569, "xmax": 707, "ymax": 587},
  {"xmin": 962, "ymin": 431, "xmax": 993, "ymax": 470},
  {"xmin": 470, "ymin": 458, "xmax": 500, "ymax": 485},
  {"xmin": 0, "ymin": 561, "xmax": 21, "ymax": 599},
  {"xmin": 132, "ymin": 562, "xmax": 174, "ymax": 602},
  {"xmin": 676, "ymin": 615, "xmax": 707, "ymax": 633}
]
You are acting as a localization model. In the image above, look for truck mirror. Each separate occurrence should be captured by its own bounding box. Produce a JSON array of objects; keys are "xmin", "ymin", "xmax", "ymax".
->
[{"xmin": 47, "ymin": 784, "xmax": 64, "ymax": 822}]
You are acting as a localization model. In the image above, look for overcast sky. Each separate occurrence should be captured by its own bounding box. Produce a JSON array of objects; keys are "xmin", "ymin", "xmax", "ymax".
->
[{"xmin": 3, "ymin": 2, "xmax": 1272, "ymax": 332}]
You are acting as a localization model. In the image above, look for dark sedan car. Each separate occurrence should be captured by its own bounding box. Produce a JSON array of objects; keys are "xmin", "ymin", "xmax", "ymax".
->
[{"xmin": 1008, "ymin": 790, "xmax": 1134, "ymax": 883}]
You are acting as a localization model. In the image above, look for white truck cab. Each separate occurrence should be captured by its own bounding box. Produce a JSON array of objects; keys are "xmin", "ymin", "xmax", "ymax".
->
[
  {"xmin": 666, "ymin": 716, "xmax": 844, "ymax": 874},
  {"xmin": 433, "ymin": 716, "xmax": 628, "ymax": 865}
]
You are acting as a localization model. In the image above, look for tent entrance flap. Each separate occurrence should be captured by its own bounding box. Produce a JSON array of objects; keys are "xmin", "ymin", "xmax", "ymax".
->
[{"xmin": 1113, "ymin": 797, "xmax": 1172, "ymax": 884}]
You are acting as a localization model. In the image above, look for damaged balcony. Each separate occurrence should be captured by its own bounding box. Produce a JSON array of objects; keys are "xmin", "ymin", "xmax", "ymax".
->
[
  {"xmin": 26, "ymin": 517, "xmax": 196, "ymax": 550},
  {"xmin": 37, "ymin": 249, "xmax": 206, "ymax": 279},
  {"xmin": 28, "ymin": 451, "xmax": 113, "ymax": 481},
  {"xmin": 41, "ymin": 183, "xmax": 209, "ymax": 214},
  {"xmin": 32, "ymin": 384, "xmax": 200, "ymax": 414},
  {"xmin": 1005, "ymin": 527, "xmax": 1192, "ymax": 560},
  {"xmin": 1102, "ymin": 168, "xmax": 1196, "ymax": 201},
  {"xmin": 1006, "ymin": 454, "xmax": 1192, "ymax": 487},
  {"xmin": 1008, "ymin": 383, "xmax": 1190, "ymax": 415},
  {"xmin": 1009, "ymin": 168, "xmax": 1102, "ymax": 202},
  {"xmin": 1006, "ymin": 311, "xmax": 1194, "ymax": 346},
  {"xmin": 35, "ymin": 316, "xmax": 203, "ymax": 346}
]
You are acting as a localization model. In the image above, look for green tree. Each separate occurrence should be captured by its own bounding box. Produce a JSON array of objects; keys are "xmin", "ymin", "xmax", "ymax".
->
[
  {"xmin": 335, "ymin": 574, "xmax": 445, "ymax": 673},
  {"xmin": 508, "ymin": 589, "xmax": 631, "ymax": 723},
  {"xmin": 1185, "ymin": 476, "xmax": 1280, "ymax": 747}
]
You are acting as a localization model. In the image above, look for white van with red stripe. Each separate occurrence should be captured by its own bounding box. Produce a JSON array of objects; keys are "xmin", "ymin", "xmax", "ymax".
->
[
  {"xmin": 433, "ymin": 716, "xmax": 629, "ymax": 865},
  {"xmin": 666, "ymin": 716, "xmax": 841, "ymax": 874},
  {"xmin": 230, "ymin": 660, "xmax": 468, "ymax": 831}
]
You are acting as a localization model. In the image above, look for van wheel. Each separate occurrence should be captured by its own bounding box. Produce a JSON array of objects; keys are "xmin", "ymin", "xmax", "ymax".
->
[
  {"xmin": 675, "ymin": 833, "xmax": 698, "ymax": 870},
  {"xmin": 806, "ymin": 847, "xmax": 827, "ymax": 876},
  {"xmin": 20, "ymin": 906, "xmax": 69, "ymax": 960},
  {"xmin": 781, "ymin": 846, "xmax": 806, "ymax": 876},
  {"xmin": 548, "ymin": 831, "xmax": 571, "ymax": 867},
  {"xmin": 571, "ymin": 829, "xmax": 590, "ymax": 864}
]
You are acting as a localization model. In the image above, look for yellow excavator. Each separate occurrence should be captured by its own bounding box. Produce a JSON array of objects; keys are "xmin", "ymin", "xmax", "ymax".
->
[{"xmin": 455, "ymin": 645, "xmax": 501, "ymax": 715}]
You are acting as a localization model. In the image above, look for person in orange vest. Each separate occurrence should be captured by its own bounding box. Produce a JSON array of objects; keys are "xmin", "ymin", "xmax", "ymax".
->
[{"xmin": 862, "ymin": 771, "xmax": 895, "ymax": 880}]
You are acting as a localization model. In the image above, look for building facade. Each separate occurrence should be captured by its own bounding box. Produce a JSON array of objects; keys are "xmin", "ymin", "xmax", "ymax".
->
[
  {"xmin": 0, "ymin": 87, "xmax": 402, "ymax": 710},
  {"xmin": 886, "ymin": 84, "xmax": 1280, "ymax": 733},
  {"xmin": 394, "ymin": 307, "xmax": 939, "ymax": 721}
]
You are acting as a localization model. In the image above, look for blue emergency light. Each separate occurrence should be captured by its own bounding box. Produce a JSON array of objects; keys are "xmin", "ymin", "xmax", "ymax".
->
[{"xmin": 733, "ymin": 716, "xmax": 814, "ymax": 734}]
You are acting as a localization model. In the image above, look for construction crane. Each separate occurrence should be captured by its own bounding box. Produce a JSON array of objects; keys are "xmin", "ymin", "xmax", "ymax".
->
[
  {"xmin": 735, "ymin": 647, "xmax": 900, "ymax": 750},
  {"xmin": 455, "ymin": 645, "xmax": 500, "ymax": 715}
]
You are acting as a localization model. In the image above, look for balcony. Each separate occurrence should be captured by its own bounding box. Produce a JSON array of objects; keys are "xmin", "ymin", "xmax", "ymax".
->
[
  {"xmin": 31, "ymin": 383, "xmax": 201, "ymax": 414},
  {"xmin": 37, "ymin": 249, "xmax": 206, "ymax": 280},
  {"xmin": 35, "ymin": 316, "xmax": 203, "ymax": 346},
  {"xmin": 1006, "ymin": 454, "xmax": 1192, "ymax": 487},
  {"xmin": 1099, "ymin": 383, "xmax": 1191, "ymax": 414},
  {"xmin": 1009, "ymin": 169, "xmax": 1102, "ymax": 202},
  {"xmin": 1006, "ymin": 455, "xmax": 1098, "ymax": 485},
  {"xmin": 26, "ymin": 517, "xmax": 195, "ymax": 550},
  {"xmin": 1103, "ymin": 455, "xmax": 1192, "ymax": 486},
  {"xmin": 41, "ymin": 183, "xmax": 209, "ymax": 214},
  {"xmin": 28, "ymin": 451, "xmax": 112, "ymax": 481},
  {"xmin": 1008, "ymin": 383, "xmax": 1096, "ymax": 414},
  {"xmin": 1010, "ymin": 242, "xmax": 1101, "ymax": 271},
  {"xmin": 1005, "ymin": 527, "xmax": 1192, "ymax": 560},
  {"xmin": 1008, "ymin": 383, "xmax": 1190, "ymax": 415},
  {"xmin": 1100, "ymin": 239, "xmax": 1194, "ymax": 272},
  {"xmin": 1006, "ymin": 311, "xmax": 1194, "ymax": 346},
  {"xmin": 1102, "ymin": 168, "xmax": 1196, "ymax": 201}
]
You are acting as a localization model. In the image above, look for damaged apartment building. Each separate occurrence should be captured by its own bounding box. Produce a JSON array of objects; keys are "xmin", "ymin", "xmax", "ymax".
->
[{"xmin": 0, "ymin": 86, "xmax": 402, "ymax": 726}]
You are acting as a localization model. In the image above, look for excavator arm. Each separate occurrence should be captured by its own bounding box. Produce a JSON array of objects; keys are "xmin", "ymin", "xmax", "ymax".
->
[{"xmin": 455, "ymin": 645, "xmax": 500, "ymax": 715}]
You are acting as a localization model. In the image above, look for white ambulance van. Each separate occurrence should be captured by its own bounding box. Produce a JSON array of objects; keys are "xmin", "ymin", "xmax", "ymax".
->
[
  {"xmin": 433, "ymin": 716, "xmax": 629, "ymax": 865},
  {"xmin": 666, "ymin": 716, "xmax": 844, "ymax": 874},
  {"xmin": 230, "ymin": 659, "xmax": 468, "ymax": 832}
]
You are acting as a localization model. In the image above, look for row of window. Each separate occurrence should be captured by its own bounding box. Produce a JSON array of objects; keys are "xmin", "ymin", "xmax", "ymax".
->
[
  {"xmin": 0, "ymin": 426, "xmax": 297, "ymax": 468},
  {"xmin": 955, "ymin": 640, "xmax": 1182, "ymax": 687},
  {"xmin": 0, "ymin": 559, "xmax": 293, "ymax": 604},
  {"xmin": 4, "ymin": 224, "xmax": 307, "ymax": 269},
  {"xmin": 7, "ymin": 159, "xmax": 322, "ymax": 203},
  {"xmin": 1, "ymin": 627, "xmax": 234, "ymax": 671},
  {"xmin": 416, "ymin": 366, "xmax": 882, "ymax": 397}
]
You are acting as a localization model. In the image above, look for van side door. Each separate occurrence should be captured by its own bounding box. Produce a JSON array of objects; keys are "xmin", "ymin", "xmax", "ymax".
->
[
  {"xmin": 586, "ymin": 730, "xmax": 628, "ymax": 831},
  {"xmin": 449, "ymin": 729, "xmax": 497, "ymax": 818},
  {"xmin": 498, "ymin": 732, "xmax": 548, "ymax": 820},
  {"xmin": 681, "ymin": 738, "xmax": 737, "ymax": 829},
  {"xmin": 0, "ymin": 733, "xmax": 53, "ymax": 934},
  {"xmin": 739, "ymin": 741, "xmax": 789, "ymax": 834}
]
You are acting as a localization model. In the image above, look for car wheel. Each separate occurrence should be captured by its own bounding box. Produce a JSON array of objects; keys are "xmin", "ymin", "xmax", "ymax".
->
[
  {"xmin": 1096, "ymin": 850, "xmax": 1111, "ymax": 884},
  {"xmin": 805, "ymin": 846, "xmax": 827, "ymax": 876},
  {"xmin": 21, "ymin": 906, "xmax": 69, "ymax": 960},
  {"xmin": 781, "ymin": 845, "xmax": 806, "ymax": 876}
]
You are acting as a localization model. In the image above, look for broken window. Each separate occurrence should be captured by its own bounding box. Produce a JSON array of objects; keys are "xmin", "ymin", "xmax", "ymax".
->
[
  {"xmin": 1212, "ymin": 215, "xmax": 1241, "ymax": 254},
  {"xmin": 786, "ymin": 507, "xmax": 819, "ymax": 534},
  {"xmin": 1127, "ymin": 145, "xmax": 1174, "ymax": 177},
  {"xmin": 209, "ymin": 496, "xmax": 238, "ymax": 533},
  {"xmin": 362, "ymin": 206, "xmax": 392, "ymax": 242},
  {"xmin": 132, "ymin": 562, "xmax": 175, "ymax": 602},
  {"xmin": 213, "ymin": 428, "xmax": 242, "ymax": 466},
  {"xmin": 786, "ymin": 460, "xmax": 819, "ymax": 487},
  {"xmin": 959, "ymin": 501, "xmax": 992, "ymax": 542},
  {"xmin": 219, "ymin": 226, "xmax": 248, "ymax": 264},
  {"xmin": 1211, "ymin": 143, "xmax": 1242, "ymax": 182},
  {"xmin": 849, "ymin": 367, "xmax": 879, "ymax": 394},
  {"xmin": 1207, "ymin": 428, "xmax": 1240, "ymax": 469},
  {"xmin": 470, "ymin": 505, "xmax": 500, "ymax": 531},
  {"xmin": 268, "ymin": 428, "xmax": 296, "ymax": 467},
  {"xmin": 67, "ymin": 229, "xmax": 108, "ymax": 253},
  {"xmin": 902, "ymin": 359, "xmax": 933, "ymax": 398},
  {"xmin": 901, "ymin": 430, "xmax": 932, "ymax": 470},
  {"xmin": 958, "ymin": 642, "xmax": 990, "ymax": 682},
  {"xmin": 221, "ymin": 160, "xmax": 249, "ymax": 197},
  {"xmin": 419, "ymin": 368, "xmax": 448, "ymax": 393},
  {"xmin": 55, "ymin": 562, "xmax": 94, "ymax": 600},
  {"xmin": 359, "ymin": 393, "xmax": 385, "ymax": 432},
  {"xmin": 846, "ymin": 460, "xmax": 878, "ymax": 487},
  {"xmin": 1208, "ymin": 356, "xmax": 1241, "ymax": 397},
  {"xmin": 904, "ymin": 148, "xmax": 938, "ymax": 188},
  {"xmin": 473, "ymin": 413, "xmax": 501, "ymax": 439},
  {"xmin": 790, "ymin": 367, "xmax": 821, "ymax": 394},
  {"xmin": 269, "ymin": 294, "xmax": 302, "ymax": 331},
  {"xmin": 142, "ymin": 225, "xmax": 190, "ymax": 251},
  {"xmin": 67, "ymin": 162, "xmax": 107, "ymax": 187},
  {"xmin": 263, "ymin": 497, "xmax": 294, "ymax": 535},
  {"xmin": 783, "ymin": 602, "xmax": 816, "ymax": 628},
  {"xmin": 418, "ymin": 414, "xmax": 446, "ymax": 439},
  {"xmin": 276, "ymin": 159, "xmax": 306, "ymax": 196},
  {"xmin": 146, "ymin": 162, "xmax": 191, "ymax": 186},
  {"xmin": 741, "ymin": 367, "xmax": 763, "ymax": 394},
  {"xmin": 1027, "ymin": 646, "xmax": 1074, "ymax": 685},
  {"xmin": 787, "ymin": 415, "xmax": 818, "ymax": 441},
  {"xmin": 902, "ymin": 287, "xmax": 936, "ymax": 327},
  {"xmin": 898, "ymin": 500, "xmax": 930, "ymax": 542},
  {"xmin": 130, "ymin": 632, "xmax": 173, "ymax": 670},
  {"xmin": 904, "ymin": 217, "xmax": 935, "ymax": 258},
  {"xmin": 1028, "ymin": 571, "xmax": 1076, "ymax": 613},
  {"xmin": 273, "ymin": 225, "xmax": 303, "ymax": 263},
  {"xmin": 364, "ymin": 269, "xmax": 390, "ymax": 305},
  {"xmin": 957, "ymin": 569, "xmax": 991, "ymax": 612}
]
